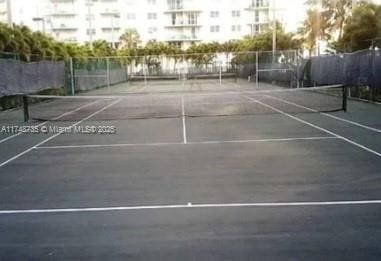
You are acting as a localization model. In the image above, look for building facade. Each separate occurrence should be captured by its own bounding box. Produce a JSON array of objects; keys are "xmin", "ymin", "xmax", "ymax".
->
[
  {"xmin": 1, "ymin": 0, "xmax": 273, "ymax": 49},
  {"xmin": 42, "ymin": 0, "xmax": 272, "ymax": 48},
  {"xmin": 0, "ymin": 0, "xmax": 10, "ymax": 25}
]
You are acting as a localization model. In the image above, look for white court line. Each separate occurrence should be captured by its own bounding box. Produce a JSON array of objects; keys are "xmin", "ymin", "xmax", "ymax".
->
[
  {"xmin": 35, "ymin": 136, "xmax": 338, "ymax": 150},
  {"xmin": 189, "ymin": 136, "xmax": 338, "ymax": 145},
  {"xmin": 0, "ymin": 100, "xmax": 100, "ymax": 145},
  {"xmin": 243, "ymin": 95, "xmax": 381, "ymax": 158},
  {"xmin": 263, "ymin": 94, "xmax": 381, "ymax": 134},
  {"xmin": 0, "ymin": 99, "xmax": 122, "ymax": 168},
  {"xmin": 1, "ymin": 200, "xmax": 381, "ymax": 215},
  {"xmin": 181, "ymin": 96, "xmax": 188, "ymax": 144}
]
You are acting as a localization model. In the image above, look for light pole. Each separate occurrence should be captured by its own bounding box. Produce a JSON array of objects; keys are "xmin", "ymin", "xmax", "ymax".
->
[
  {"xmin": 86, "ymin": 0, "xmax": 94, "ymax": 50},
  {"xmin": 272, "ymin": 0, "xmax": 276, "ymax": 62},
  {"xmin": 6, "ymin": 0, "xmax": 12, "ymax": 28},
  {"xmin": 111, "ymin": 13, "xmax": 120, "ymax": 49},
  {"xmin": 33, "ymin": 17, "xmax": 46, "ymax": 34}
]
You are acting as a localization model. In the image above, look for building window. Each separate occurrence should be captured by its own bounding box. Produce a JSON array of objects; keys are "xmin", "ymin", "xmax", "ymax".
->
[
  {"xmin": 168, "ymin": 0, "xmax": 183, "ymax": 10},
  {"xmin": 210, "ymin": 25, "xmax": 220, "ymax": 33},
  {"xmin": 148, "ymin": 27, "xmax": 158, "ymax": 34},
  {"xmin": 191, "ymin": 27, "xmax": 197, "ymax": 38},
  {"xmin": 127, "ymin": 13, "xmax": 136, "ymax": 20},
  {"xmin": 171, "ymin": 13, "xmax": 176, "ymax": 25},
  {"xmin": 188, "ymin": 13, "xmax": 197, "ymax": 25},
  {"xmin": 231, "ymin": 25, "xmax": 241, "ymax": 32},
  {"xmin": 252, "ymin": 0, "xmax": 267, "ymax": 7},
  {"xmin": 86, "ymin": 28, "xmax": 96, "ymax": 35},
  {"xmin": 210, "ymin": 11, "xmax": 219, "ymax": 18},
  {"xmin": 251, "ymin": 24, "xmax": 260, "ymax": 35},
  {"xmin": 255, "ymin": 11, "xmax": 259, "ymax": 22},
  {"xmin": 232, "ymin": 10, "xmax": 240, "ymax": 17},
  {"xmin": 147, "ymin": 0, "xmax": 156, "ymax": 4},
  {"xmin": 147, "ymin": 13, "xmax": 157, "ymax": 20},
  {"xmin": 86, "ymin": 14, "xmax": 95, "ymax": 21}
]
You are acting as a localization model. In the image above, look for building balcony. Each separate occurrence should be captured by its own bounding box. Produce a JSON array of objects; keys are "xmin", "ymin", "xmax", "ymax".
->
[
  {"xmin": 50, "ymin": 0, "xmax": 76, "ymax": 2},
  {"xmin": 50, "ymin": 11, "xmax": 77, "ymax": 16},
  {"xmin": 51, "ymin": 24, "xmax": 78, "ymax": 31},
  {"xmin": 100, "ymin": 10, "xmax": 120, "ymax": 16},
  {"xmin": 247, "ymin": 20, "xmax": 269, "ymax": 25},
  {"xmin": 165, "ymin": 23, "xmax": 201, "ymax": 28},
  {"xmin": 164, "ymin": 9, "xmax": 201, "ymax": 13},
  {"xmin": 101, "ymin": 27, "xmax": 121, "ymax": 31},
  {"xmin": 166, "ymin": 35, "xmax": 201, "ymax": 42},
  {"xmin": 245, "ymin": 2, "xmax": 270, "ymax": 10}
]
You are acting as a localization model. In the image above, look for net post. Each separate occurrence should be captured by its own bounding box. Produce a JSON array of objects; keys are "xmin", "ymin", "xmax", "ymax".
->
[
  {"xmin": 342, "ymin": 85, "xmax": 348, "ymax": 112},
  {"xmin": 295, "ymin": 50, "xmax": 300, "ymax": 89},
  {"xmin": 22, "ymin": 95, "xmax": 29, "ymax": 122},
  {"xmin": 69, "ymin": 57, "xmax": 75, "ymax": 95},
  {"xmin": 106, "ymin": 57, "xmax": 111, "ymax": 88}
]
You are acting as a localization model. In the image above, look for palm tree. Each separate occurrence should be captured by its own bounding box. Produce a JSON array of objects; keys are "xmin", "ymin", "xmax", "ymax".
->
[
  {"xmin": 323, "ymin": 0, "xmax": 353, "ymax": 40},
  {"xmin": 119, "ymin": 28, "xmax": 141, "ymax": 50},
  {"xmin": 299, "ymin": 9, "xmax": 330, "ymax": 56},
  {"xmin": 339, "ymin": 2, "xmax": 381, "ymax": 51},
  {"xmin": 91, "ymin": 40, "xmax": 114, "ymax": 57}
]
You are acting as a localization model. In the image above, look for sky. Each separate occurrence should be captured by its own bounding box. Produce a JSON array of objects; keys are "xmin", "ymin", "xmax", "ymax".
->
[
  {"xmin": 278, "ymin": 0, "xmax": 306, "ymax": 32},
  {"xmin": 13, "ymin": 0, "xmax": 308, "ymax": 33}
]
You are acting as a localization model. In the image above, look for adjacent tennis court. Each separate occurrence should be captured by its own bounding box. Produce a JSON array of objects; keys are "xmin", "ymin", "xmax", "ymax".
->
[{"xmin": 0, "ymin": 79, "xmax": 380, "ymax": 259}]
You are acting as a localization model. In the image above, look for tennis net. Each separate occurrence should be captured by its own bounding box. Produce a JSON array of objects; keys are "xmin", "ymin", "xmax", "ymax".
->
[{"xmin": 22, "ymin": 85, "xmax": 347, "ymax": 122}]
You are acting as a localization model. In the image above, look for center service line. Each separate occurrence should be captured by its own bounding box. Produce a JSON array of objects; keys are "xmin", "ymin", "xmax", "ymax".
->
[{"xmin": 181, "ymin": 96, "xmax": 188, "ymax": 144}]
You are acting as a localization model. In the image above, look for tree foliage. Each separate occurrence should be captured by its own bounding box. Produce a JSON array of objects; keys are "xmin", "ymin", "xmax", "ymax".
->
[
  {"xmin": 299, "ymin": 0, "xmax": 356, "ymax": 54},
  {"xmin": 335, "ymin": 2, "xmax": 381, "ymax": 52},
  {"xmin": 238, "ymin": 23, "xmax": 301, "ymax": 52},
  {"xmin": 298, "ymin": 9, "xmax": 331, "ymax": 55},
  {"xmin": 1, "ymin": 21, "xmax": 301, "ymax": 62}
]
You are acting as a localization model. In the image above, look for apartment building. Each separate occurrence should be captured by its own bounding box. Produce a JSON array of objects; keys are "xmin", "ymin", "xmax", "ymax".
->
[
  {"xmin": 0, "ymin": 0, "xmax": 10, "ymax": 25},
  {"xmin": 43, "ymin": 0, "xmax": 273, "ymax": 49}
]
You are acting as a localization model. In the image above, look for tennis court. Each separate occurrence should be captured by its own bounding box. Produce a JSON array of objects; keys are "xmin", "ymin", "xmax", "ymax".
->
[{"xmin": 0, "ymin": 79, "xmax": 381, "ymax": 260}]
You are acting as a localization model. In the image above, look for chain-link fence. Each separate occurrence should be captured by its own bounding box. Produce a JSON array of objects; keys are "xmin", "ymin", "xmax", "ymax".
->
[
  {"xmin": 300, "ymin": 48, "xmax": 381, "ymax": 102},
  {"xmin": 0, "ymin": 52, "xmax": 66, "ymax": 98},
  {"xmin": 68, "ymin": 50, "xmax": 300, "ymax": 93},
  {"xmin": 70, "ymin": 57, "xmax": 128, "ymax": 93}
]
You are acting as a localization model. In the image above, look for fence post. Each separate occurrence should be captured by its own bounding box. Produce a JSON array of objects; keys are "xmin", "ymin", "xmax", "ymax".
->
[
  {"xmin": 371, "ymin": 47, "xmax": 376, "ymax": 102},
  {"xmin": 183, "ymin": 54, "xmax": 186, "ymax": 81},
  {"xmin": 69, "ymin": 57, "xmax": 75, "ymax": 96},
  {"xmin": 143, "ymin": 60, "xmax": 147, "ymax": 85},
  {"xmin": 219, "ymin": 61, "xmax": 222, "ymax": 85},
  {"xmin": 106, "ymin": 57, "xmax": 111, "ymax": 88},
  {"xmin": 256, "ymin": 51, "xmax": 259, "ymax": 88}
]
